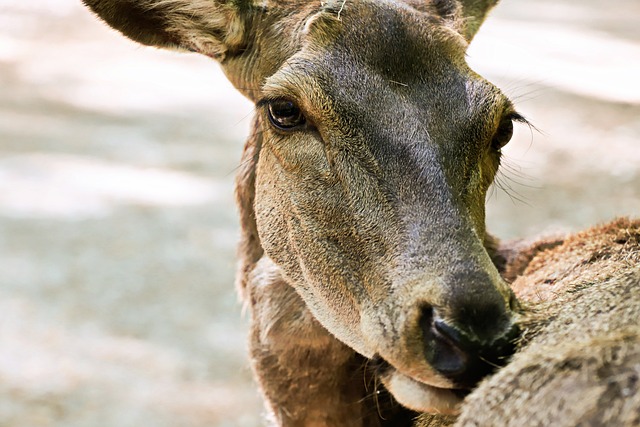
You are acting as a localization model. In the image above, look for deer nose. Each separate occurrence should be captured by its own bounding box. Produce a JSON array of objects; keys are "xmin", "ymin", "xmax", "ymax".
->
[{"xmin": 420, "ymin": 306, "xmax": 519, "ymax": 389}]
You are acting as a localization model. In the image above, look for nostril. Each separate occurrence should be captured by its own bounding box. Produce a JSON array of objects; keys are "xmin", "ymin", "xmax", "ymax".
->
[
  {"xmin": 420, "ymin": 308, "xmax": 468, "ymax": 377},
  {"xmin": 421, "ymin": 306, "xmax": 520, "ymax": 389},
  {"xmin": 434, "ymin": 318, "xmax": 470, "ymax": 350},
  {"xmin": 428, "ymin": 332, "xmax": 468, "ymax": 376}
]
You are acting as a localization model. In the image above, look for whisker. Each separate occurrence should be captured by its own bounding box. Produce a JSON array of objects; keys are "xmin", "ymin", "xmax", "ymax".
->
[
  {"xmin": 478, "ymin": 355, "xmax": 503, "ymax": 369},
  {"xmin": 234, "ymin": 106, "xmax": 257, "ymax": 127},
  {"xmin": 491, "ymin": 157, "xmax": 537, "ymax": 207},
  {"xmin": 373, "ymin": 374, "xmax": 387, "ymax": 421},
  {"xmin": 492, "ymin": 174, "xmax": 532, "ymax": 206}
]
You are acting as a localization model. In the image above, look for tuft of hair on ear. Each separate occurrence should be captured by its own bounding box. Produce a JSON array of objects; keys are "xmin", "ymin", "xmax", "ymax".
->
[
  {"xmin": 430, "ymin": 0, "xmax": 459, "ymax": 19},
  {"xmin": 82, "ymin": 0, "xmax": 252, "ymax": 59},
  {"xmin": 428, "ymin": 0, "xmax": 499, "ymax": 42},
  {"xmin": 457, "ymin": 0, "xmax": 499, "ymax": 41},
  {"xmin": 83, "ymin": 1, "xmax": 172, "ymax": 47}
]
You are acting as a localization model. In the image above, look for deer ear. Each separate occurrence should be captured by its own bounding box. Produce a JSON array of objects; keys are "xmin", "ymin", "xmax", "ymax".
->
[
  {"xmin": 432, "ymin": 0, "xmax": 498, "ymax": 41},
  {"xmin": 83, "ymin": 0, "xmax": 250, "ymax": 59},
  {"xmin": 457, "ymin": 0, "xmax": 498, "ymax": 40}
]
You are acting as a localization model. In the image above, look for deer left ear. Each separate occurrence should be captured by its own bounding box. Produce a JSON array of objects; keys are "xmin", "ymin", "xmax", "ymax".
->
[
  {"xmin": 83, "ymin": 0, "xmax": 252, "ymax": 60},
  {"xmin": 457, "ymin": 0, "xmax": 499, "ymax": 41},
  {"xmin": 432, "ymin": 0, "xmax": 499, "ymax": 42}
]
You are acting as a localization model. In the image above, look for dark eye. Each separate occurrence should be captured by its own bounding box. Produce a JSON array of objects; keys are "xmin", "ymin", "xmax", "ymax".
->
[
  {"xmin": 267, "ymin": 99, "xmax": 306, "ymax": 130},
  {"xmin": 491, "ymin": 115, "xmax": 514, "ymax": 151}
]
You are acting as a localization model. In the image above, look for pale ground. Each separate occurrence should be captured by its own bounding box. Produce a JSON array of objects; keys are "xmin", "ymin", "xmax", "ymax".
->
[{"xmin": 0, "ymin": 1, "xmax": 638, "ymax": 426}]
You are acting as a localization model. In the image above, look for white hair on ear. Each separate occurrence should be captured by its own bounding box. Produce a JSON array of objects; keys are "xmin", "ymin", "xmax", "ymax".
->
[{"xmin": 143, "ymin": 0, "xmax": 249, "ymax": 58}]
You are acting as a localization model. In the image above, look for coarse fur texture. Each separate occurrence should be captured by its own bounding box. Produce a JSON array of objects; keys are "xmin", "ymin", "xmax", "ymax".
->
[{"xmin": 414, "ymin": 218, "xmax": 640, "ymax": 426}]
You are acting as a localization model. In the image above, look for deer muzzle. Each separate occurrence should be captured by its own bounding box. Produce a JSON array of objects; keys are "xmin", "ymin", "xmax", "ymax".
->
[{"xmin": 421, "ymin": 306, "xmax": 519, "ymax": 389}]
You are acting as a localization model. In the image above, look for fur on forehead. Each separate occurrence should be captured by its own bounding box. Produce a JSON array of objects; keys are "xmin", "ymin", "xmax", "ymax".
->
[
  {"xmin": 322, "ymin": 0, "xmax": 495, "ymax": 43},
  {"xmin": 302, "ymin": 0, "xmax": 470, "ymax": 49}
]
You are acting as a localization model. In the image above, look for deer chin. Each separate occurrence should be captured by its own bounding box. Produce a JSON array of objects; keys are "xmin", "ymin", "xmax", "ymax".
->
[{"xmin": 379, "ymin": 367, "xmax": 464, "ymax": 415}]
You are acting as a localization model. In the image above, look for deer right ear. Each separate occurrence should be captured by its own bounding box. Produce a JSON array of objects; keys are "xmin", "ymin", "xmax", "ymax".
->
[{"xmin": 83, "ymin": 0, "xmax": 251, "ymax": 60}]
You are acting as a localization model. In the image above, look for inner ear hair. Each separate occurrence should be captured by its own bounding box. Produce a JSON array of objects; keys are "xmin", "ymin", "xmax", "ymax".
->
[
  {"xmin": 456, "ymin": 0, "xmax": 499, "ymax": 40},
  {"xmin": 83, "ymin": 0, "xmax": 250, "ymax": 59},
  {"xmin": 426, "ymin": 0, "xmax": 498, "ymax": 41}
]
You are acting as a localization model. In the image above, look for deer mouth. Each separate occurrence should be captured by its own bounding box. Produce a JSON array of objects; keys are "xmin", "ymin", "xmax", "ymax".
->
[
  {"xmin": 369, "ymin": 319, "xmax": 518, "ymax": 413},
  {"xmin": 373, "ymin": 360, "xmax": 467, "ymax": 414},
  {"xmin": 370, "ymin": 356, "xmax": 471, "ymax": 415}
]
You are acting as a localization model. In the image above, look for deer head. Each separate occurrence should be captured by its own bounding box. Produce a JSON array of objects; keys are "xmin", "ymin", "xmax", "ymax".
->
[{"xmin": 84, "ymin": 0, "xmax": 521, "ymax": 413}]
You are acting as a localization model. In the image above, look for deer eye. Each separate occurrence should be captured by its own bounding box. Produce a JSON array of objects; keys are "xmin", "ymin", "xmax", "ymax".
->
[
  {"xmin": 491, "ymin": 115, "xmax": 514, "ymax": 151},
  {"xmin": 267, "ymin": 99, "xmax": 306, "ymax": 130}
]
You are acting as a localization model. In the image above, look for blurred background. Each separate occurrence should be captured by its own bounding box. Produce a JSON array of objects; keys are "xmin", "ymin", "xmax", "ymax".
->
[{"xmin": 0, "ymin": 1, "xmax": 638, "ymax": 426}]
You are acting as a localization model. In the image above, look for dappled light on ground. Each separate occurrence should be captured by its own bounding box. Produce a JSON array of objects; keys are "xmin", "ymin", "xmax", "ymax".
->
[
  {"xmin": 0, "ymin": 154, "xmax": 225, "ymax": 219},
  {"xmin": 1, "ymin": 298, "xmax": 259, "ymax": 427}
]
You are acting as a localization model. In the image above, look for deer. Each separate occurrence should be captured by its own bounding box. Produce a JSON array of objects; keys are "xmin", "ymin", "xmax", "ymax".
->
[{"xmin": 81, "ymin": 1, "xmax": 637, "ymax": 426}]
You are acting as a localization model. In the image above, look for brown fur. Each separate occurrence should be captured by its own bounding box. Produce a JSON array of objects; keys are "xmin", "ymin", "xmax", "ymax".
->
[
  {"xmin": 80, "ymin": 1, "xmax": 639, "ymax": 426},
  {"xmin": 414, "ymin": 218, "xmax": 640, "ymax": 426}
]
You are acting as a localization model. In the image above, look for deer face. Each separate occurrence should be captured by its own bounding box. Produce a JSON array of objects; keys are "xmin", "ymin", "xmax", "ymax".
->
[
  {"xmin": 84, "ymin": 0, "xmax": 520, "ymax": 413},
  {"xmin": 252, "ymin": 2, "xmax": 519, "ymax": 410}
]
